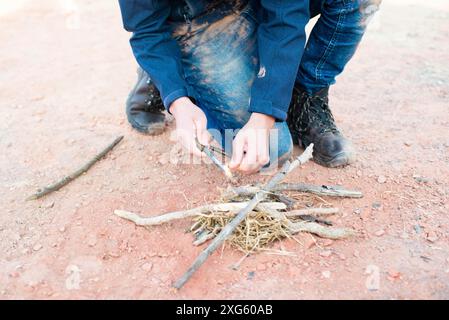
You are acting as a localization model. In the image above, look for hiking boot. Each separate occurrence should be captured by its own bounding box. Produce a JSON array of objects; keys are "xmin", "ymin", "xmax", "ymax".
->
[
  {"xmin": 126, "ymin": 68, "xmax": 166, "ymax": 135},
  {"xmin": 287, "ymin": 86, "xmax": 355, "ymax": 167}
]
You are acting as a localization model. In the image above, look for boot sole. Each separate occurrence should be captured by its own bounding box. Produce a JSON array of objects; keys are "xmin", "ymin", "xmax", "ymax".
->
[
  {"xmin": 313, "ymin": 150, "xmax": 355, "ymax": 168},
  {"xmin": 129, "ymin": 121, "xmax": 166, "ymax": 136}
]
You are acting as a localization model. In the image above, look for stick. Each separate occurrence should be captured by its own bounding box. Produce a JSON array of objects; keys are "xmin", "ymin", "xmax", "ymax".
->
[
  {"xmin": 193, "ymin": 226, "xmax": 220, "ymax": 246},
  {"xmin": 288, "ymin": 221, "xmax": 356, "ymax": 239},
  {"xmin": 225, "ymin": 183, "xmax": 363, "ymax": 199},
  {"xmin": 273, "ymin": 192, "xmax": 296, "ymax": 209},
  {"xmin": 196, "ymin": 138, "xmax": 235, "ymax": 182},
  {"xmin": 114, "ymin": 202, "xmax": 286, "ymax": 226},
  {"xmin": 284, "ymin": 207, "xmax": 339, "ymax": 217},
  {"xmin": 275, "ymin": 183, "xmax": 363, "ymax": 198},
  {"xmin": 26, "ymin": 136, "xmax": 124, "ymax": 201},
  {"xmin": 173, "ymin": 144, "xmax": 314, "ymax": 289}
]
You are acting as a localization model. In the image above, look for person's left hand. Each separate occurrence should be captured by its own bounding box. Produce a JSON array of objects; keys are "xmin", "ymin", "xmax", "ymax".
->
[{"xmin": 229, "ymin": 113, "xmax": 275, "ymax": 174}]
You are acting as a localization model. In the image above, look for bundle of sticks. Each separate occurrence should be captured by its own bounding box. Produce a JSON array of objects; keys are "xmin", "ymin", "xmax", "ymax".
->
[{"xmin": 114, "ymin": 144, "xmax": 363, "ymax": 289}]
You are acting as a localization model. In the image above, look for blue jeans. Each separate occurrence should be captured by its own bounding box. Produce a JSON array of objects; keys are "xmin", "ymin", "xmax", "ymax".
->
[{"xmin": 170, "ymin": 0, "xmax": 380, "ymax": 166}]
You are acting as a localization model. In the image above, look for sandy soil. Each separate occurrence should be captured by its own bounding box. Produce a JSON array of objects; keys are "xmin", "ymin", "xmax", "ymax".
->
[{"xmin": 0, "ymin": 0, "xmax": 448, "ymax": 299}]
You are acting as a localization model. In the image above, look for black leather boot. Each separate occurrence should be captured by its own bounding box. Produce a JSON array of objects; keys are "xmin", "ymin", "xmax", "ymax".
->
[
  {"xmin": 126, "ymin": 68, "xmax": 166, "ymax": 135},
  {"xmin": 287, "ymin": 86, "xmax": 355, "ymax": 168}
]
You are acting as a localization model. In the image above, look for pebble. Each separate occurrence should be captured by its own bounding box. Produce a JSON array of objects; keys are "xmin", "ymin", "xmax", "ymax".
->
[
  {"xmin": 140, "ymin": 262, "xmax": 153, "ymax": 271},
  {"xmin": 387, "ymin": 270, "xmax": 402, "ymax": 281},
  {"xmin": 321, "ymin": 271, "xmax": 331, "ymax": 279},
  {"xmin": 374, "ymin": 229, "xmax": 385, "ymax": 237},
  {"xmin": 356, "ymin": 170, "xmax": 363, "ymax": 177},
  {"xmin": 377, "ymin": 175, "xmax": 387, "ymax": 184},
  {"xmin": 319, "ymin": 250, "xmax": 332, "ymax": 257},
  {"xmin": 44, "ymin": 201, "xmax": 55, "ymax": 209},
  {"xmin": 88, "ymin": 238, "xmax": 97, "ymax": 247},
  {"xmin": 353, "ymin": 250, "xmax": 360, "ymax": 257},
  {"xmin": 321, "ymin": 239, "xmax": 334, "ymax": 247},
  {"xmin": 256, "ymin": 263, "xmax": 267, "ymax": 271},
  {"xmin": 59, "ymin": 226, "xmax": 66, "ymax": 233},
  {"xmin": 426, "ymin": 232, "xmax": 439, "ymax": 243},
  {"xmin": 338, "ymin": 253, "xmax": 346, "ymax": 261},
  {"xmin": 33, "ymin": 244, "xmax": 43, "ymax": 251},
  {"xmin": 372, "ymin": 202, "xmax": 382, "ymax": 209}
]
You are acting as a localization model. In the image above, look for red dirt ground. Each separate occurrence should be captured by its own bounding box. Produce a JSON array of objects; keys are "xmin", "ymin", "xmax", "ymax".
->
[{"xmin": 0, "ymin": 0, "xmax": 448, "ymax": 299}]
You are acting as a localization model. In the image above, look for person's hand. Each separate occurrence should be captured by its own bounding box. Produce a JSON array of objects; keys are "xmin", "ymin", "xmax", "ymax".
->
[
  {"xmin": 169, "ymin": 97, "xmax": 211, "ymax": 157},
  {"xmin": 229, "ymin": 113, "xmax": 275, "ymax": 174}
]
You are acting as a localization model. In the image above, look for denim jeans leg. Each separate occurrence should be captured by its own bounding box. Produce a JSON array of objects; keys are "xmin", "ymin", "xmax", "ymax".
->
[
  {"xmin": 297, "ymin": 0, "xmax": 382, "ymax": 93},
  {"xmin": 172, "ymin": 4, "xmax": 293, "ymax": 166}
]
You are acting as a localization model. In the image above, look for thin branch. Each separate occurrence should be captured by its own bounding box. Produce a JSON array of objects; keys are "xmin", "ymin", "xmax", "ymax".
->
[
  {"xmin": 225, "ymin": 183, "xmax": 363, "ymax": 199},
  {"xmin": 173, "ymin": 144, "xmax": 314, "ymax": 289},
  {"xmin": 27, "ymin": 136, "xmax": 124, "ymax": 201},
  {"xmin": 275, "ymin": 183, "xmax": 363, "ymax": 198},
  {"xmin": 287, "ymin": 221, "xmax": 356, "ymax": 239},
  {"xmin": 284, "ymin": 207, "xmax": 339, "ymax": 217},
  {"xmin": 114, "ymin": 202, "xmax": 286, "ymax": 226},
  {"xmin": 193, "ymin": 226, "xmax": 220, "ymax": 246}
]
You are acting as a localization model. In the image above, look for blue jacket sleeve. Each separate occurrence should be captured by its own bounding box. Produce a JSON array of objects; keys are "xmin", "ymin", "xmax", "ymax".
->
[
  {"xmin": 249, "ymin": 0, "xmax": 310, "ymax": 121},
  {"xmin": 118, "ymin": 0, "xmax": 190, "ymax": 109}
]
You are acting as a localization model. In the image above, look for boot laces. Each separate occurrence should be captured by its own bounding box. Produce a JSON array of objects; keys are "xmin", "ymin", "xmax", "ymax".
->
[{"xmin": 300, "ymin": 94, "xmax": 338, "ymax": 135}]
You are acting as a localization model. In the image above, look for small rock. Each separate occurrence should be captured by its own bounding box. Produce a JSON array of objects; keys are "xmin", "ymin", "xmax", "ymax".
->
[
  {"xmin": 88, "ymin": 238, "xmax": 97, "ymax": 247},
  {"xmin": 319, "ymin": 250, "xmax": 332, "ymax": 257},
  {"xmin": 321, "ymin": 239, "xmax": 334, "ymax": 247},
  {"xmin": 372, "ymin": 202, "xmax": 382, "ymax": 209},
  {"xmin": 353, "ymin": 208, "xmax": 361, "ymax": 214},
  {"xmin": 377, "ymin": 175, "xmax": 387, "ymax": 184},
  {"xmin": 414, "ymin": 224, "xmax": 422, "ymax": 234},
  {"xmin": 321, "ymin": 271, "xmax": 331, "ymax": 279},
  {"xmin": 353, "ymin": 250, "xmax": 360, "ymax": 257},
  {"xmin": 140, "ymin": 262, "xmax": 153, "ymax": 271},
  {"xmin": 374, "ymin": 229, "xmax": 385, "ymax": 237},
  {"xmin": 256, "ymin": 263, "xmax": 267, "ymax": 271},
  {"xmin": 306, "ymin": 175, "xmax": 315, "ymax": 182},
  {"xmin": 404, "ymin": 141, "xmax": 412, "ymax": 147},
  {"xmin": 413, "ymin": 175, "xmax": 429, "ymax": 184},
  {"xmin": 356, "ymin": 170, "xmax": 363, "ymax": 177},
  {"xmin": 338, "ymin": 253, "xmax": 346, "ymax": 261},
  {"xmin": 33, "ymin": 244, "xmax": 43, "ymax": 251},
  {"xmin": 247, "ymin": 271, "xmax": 255, "ymax": 280},
  {"xmin": 387, "ymin": 270, "xmax": 402, "ymax": 281},
  {"xmin": 44, "ymin": 201, "xmax": 55, "ymax": 209},
  {"xmin": 426, "ymin": 232, "xmax": 438, "ymax": 243},
  {"xmin": 59, "ymin": 226, "xmax": 66, "ymax": 233}
]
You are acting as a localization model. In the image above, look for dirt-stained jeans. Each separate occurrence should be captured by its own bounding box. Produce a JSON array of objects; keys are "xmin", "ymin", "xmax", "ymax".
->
[{"xmin": 169, "ymin": 0, "xmax": 381, "ymax": 166}]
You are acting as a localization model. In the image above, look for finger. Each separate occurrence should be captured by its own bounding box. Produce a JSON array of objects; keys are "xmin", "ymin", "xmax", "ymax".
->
[
  {"xmin": 239, "ymin": 131, "xmax": 258, "ymax": 173},
  {"xmin": 229, "ymin": 134, "xmax": 245, "ymax": 169},
  {"xmin": 257, "ymin": 128, "xmax": 270, "ymax": 167},
  {"xmin": 179, "ymin": 127, "xmax": 203, "ymax": 158},
  {"xmin": 194, "ymin": 118, "xmax": 210, "ymax": 146}
]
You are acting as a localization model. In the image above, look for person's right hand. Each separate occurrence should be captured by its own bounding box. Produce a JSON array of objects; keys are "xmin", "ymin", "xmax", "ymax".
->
[{"xmin": 169, "ymin": 97, "xmax": 211, "ymax": 157}]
